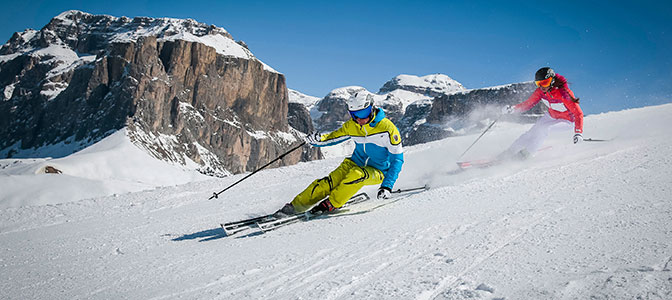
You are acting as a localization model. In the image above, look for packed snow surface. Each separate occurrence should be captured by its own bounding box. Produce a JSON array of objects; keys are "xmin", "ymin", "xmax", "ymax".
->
[{"xmin": 1, "ymin": 104, "xmax": 672, "ymax": 299}]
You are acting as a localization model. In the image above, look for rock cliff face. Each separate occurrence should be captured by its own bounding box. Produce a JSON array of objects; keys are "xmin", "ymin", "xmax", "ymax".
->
[
  {"xmin": 0, "ymin": 11, "xmax": 318, "ymax": 176},
  {"xmin": 313, "ymin": 86, "xmax": 366, "ymax": 132}
]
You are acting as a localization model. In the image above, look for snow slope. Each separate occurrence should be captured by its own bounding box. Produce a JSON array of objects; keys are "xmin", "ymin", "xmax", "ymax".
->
[
  {"xmin": 0, "ymin": 129, "xmax": 208, "ymax": 208},
  {"xmin": 1, "ymin": 103, "xmax": 671, "ymax": 299}
]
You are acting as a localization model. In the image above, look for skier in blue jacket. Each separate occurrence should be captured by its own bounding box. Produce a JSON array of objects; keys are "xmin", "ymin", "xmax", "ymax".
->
[{"xmin": 275, "ymin": 91, "xmax": 404, "ymax": 216}]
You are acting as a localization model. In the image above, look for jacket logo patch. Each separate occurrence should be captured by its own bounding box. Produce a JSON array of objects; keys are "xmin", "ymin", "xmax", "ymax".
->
[{"xmin": 393, "ymin": 134, "xmax": 400, "ymax": 142}]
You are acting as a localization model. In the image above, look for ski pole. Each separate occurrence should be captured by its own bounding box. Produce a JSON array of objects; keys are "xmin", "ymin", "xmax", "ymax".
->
[
  {"xmin": 209, "ymin": 141, "xmax": 307, "ymax": 200},
  {"xmin": 458, "ymin": 116, "xmax": 500, "ymax": 159},
  {"xmin": 584, "ymin": 138, "xmax": 611, "ymax": 142},
  {"xmin": 391, "ymin": 185, "xmax": 429, "ymax": 194}
]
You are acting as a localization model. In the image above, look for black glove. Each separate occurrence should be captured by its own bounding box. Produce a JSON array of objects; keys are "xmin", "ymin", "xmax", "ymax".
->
[
  {"xmin": 377, "ymin": 187, "xmax": 392, "ymax": 199},
  {"xmin": 501, "ymin": 105, "xmax": 515, "ymax": 114},
  {"xmin": 573, "ymin": 133, "xmax": 583, "ymax": 144},
  {"xmin": 304, "ymin": 132, "xmax": 321, "ymax": 145},
  {"xmin": 309, "ymin": 199, "xmax": 335, "ymax": 214}
]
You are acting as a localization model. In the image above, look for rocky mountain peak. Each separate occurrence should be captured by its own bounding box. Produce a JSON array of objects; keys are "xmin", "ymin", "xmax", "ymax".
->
[
  {"xmin": 379, "ymin": 74, "xmax": 466, "ymax": 98},
  {"xmin": 0, "ymin": 11, "xmax": 317, "ymax": 176},
  {"xmin": 2, "ymin": 10, "xmax": 257, "ymax": 61},
  {"xmin": 288, "ymin": 88, "xmax": 320, "ymax": 108}
]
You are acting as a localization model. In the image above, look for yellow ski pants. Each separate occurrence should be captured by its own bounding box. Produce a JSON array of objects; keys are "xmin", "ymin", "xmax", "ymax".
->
[{"xmin": 291, "ymin": 158, "xmax": 384, "ymax": 212}]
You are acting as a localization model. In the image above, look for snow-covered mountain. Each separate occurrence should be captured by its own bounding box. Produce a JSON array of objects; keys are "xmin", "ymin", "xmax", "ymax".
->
[
  {"xmin": 288, "ymin": 88, "xmax": 320, "ymax": 110},
  {"xmin": 379, "ymin": 74, "xmax": 466, "ymax": 98},
  {"xmin": 312, "ymin": 74, "xmax": 465, "ymax": 133},
  {"xmin": 302, "ymin": 74, "xmax": 541, "ymax": 147},
  {"xmin": 403, "ymin": 81, "xmax": 543, "ymax": 145},
  {"xmin": 2, "ymin": 103, "xmax": 670, "ymax": 299},
  {"xmin": 0, "ymin": 10, "xmax": 318, "ymax": 176}
]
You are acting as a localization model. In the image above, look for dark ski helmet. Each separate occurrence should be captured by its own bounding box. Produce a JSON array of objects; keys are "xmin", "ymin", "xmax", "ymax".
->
[{"xmin": 535, "ymin": 67, "xmax": 555, "ymax": 87}]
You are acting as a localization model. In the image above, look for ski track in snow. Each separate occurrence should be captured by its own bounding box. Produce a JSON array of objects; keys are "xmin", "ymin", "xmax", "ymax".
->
[{"xmin": 2, "ymin": 104, "xmax": 672, "ymax": 299}]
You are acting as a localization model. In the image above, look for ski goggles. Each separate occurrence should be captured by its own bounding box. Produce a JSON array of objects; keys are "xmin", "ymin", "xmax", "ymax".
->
[
  {"xmin": 349, "ymin": 105, "xmax": 373, "ymax": 120},
  {"xmin": 535, "ymin": 77, "xmax": 553, "ymax": 87}
]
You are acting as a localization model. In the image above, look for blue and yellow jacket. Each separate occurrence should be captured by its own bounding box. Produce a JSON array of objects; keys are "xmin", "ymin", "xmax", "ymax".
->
[{"xmin": 311, "ymin": 108, "xmax": 404, "ymax": 189}]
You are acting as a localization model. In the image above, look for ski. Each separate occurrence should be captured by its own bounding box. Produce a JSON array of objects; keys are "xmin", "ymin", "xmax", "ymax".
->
[
  {"xmin": 221, "ymin": 214, "xmax": 275, "ymax": 236},
  {"xmin": 456, "ymin": 159, "xmax": 499, "ymax": 169},
  {"xmin": 255, "ymin": 185, "xmax": 429, "ymax": 233},
  {"xmin": 256, "ymin": 192, "xmax": 371, "ymax": 232},
  {"xmin": 456, "ymin": 146, "xmax": 553, "ymax": 171},
  {"xmin": 221, "ymin": 192, "xmax": 371, "ymax": 236},
  {"xmin": 257, "ymin": 213, "xmax": 307, "ymax": 232}
]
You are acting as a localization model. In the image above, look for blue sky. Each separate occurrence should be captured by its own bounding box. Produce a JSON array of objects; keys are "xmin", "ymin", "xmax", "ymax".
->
[{"xmin": 1, "ymin": 0, "xmax": 670, "ymax": 114}]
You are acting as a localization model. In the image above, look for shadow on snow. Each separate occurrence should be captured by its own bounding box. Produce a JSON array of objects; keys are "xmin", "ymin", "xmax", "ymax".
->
[{"xmin": 171, "ymin": 227, "xmax": 228, "ymax": 242}]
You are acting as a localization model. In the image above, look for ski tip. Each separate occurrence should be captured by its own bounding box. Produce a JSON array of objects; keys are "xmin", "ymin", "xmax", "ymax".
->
[
  {"xmin": 255, "ymin": 222, "xmax": 268, "ymax": 234},
  {"xmin": 456, "ymin": 158, "xmax": 497, "ymax": 169},
  {"xmin": 456, "ymin": 161, "xmax": 473, "ymax": 169},
  {"xmin": 221, "ymin": 225, "xmax": 234, "ymax": 236}
]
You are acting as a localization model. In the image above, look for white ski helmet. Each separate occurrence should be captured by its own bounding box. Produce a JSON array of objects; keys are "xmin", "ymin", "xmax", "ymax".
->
[{"xmin": 347, "ymin": 92, "xmax": 374, "ymax": 111}]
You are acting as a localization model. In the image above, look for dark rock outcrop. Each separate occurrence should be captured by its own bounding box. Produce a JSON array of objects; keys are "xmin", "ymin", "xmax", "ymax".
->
[
  {"xmin": 313, "ymin": 86, "xmax": 364, "ymax": 132},
  {"xmin": 404, "ymin": 82, "xmax": 545, "ymax": 145},
  {"xmin": 288, "ymin": 102, "xmax": 314, "ymax": 134}
]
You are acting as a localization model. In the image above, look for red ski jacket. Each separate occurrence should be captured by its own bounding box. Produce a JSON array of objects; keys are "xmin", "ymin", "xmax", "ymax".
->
[{"xmin": 514, "ymin": 74, "xmax": 584, "ymax": 133}]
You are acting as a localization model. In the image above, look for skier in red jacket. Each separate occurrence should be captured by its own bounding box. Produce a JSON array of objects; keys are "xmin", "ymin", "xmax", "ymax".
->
[{"xmin": 501, "ymin": 67, "xmax": 584, "ymax": 159}]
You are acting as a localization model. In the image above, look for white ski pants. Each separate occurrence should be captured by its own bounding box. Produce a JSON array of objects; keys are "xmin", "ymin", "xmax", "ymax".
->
[{"xmin": 506, "ymin": 113, "xmax": 573, "ymax": 154}]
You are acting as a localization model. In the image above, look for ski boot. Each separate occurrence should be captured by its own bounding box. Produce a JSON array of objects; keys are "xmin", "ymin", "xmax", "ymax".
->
[
  {"xmin": 514, "ymin": 149, "xmax": 531, "ymax": 160},
  {"xmin": 309, "ymin": 199, "xmax": 336, "ymax": 215},
  {"xmin": 273, "ymin": 203, "xmax": 296, "ymax": 218}
]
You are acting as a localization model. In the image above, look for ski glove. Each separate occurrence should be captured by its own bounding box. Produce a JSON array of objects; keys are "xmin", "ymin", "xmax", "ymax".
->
[
  {"xmin": 377, "ymin": 186, "xmax": 391, "ymax": 200},
  {"xmin": 305, "ymin": 132, "xmax": 322, "ymax": 145},
  {"xmin": 501, "ymin": 105, "xmax": 515, "ymax": 114},
  {"xmin": 573, "ymin": 133, "xmax": 583, "ymax": 144}
]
